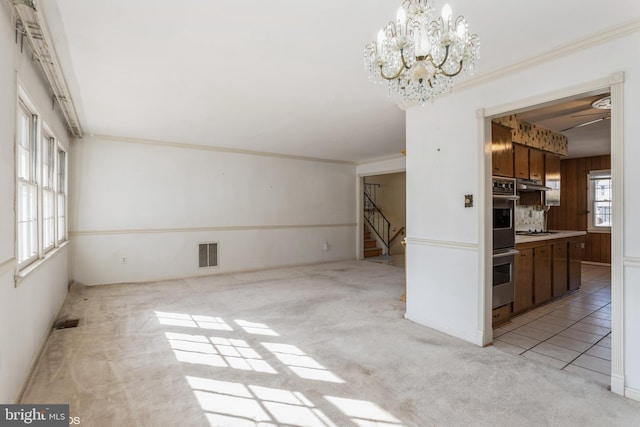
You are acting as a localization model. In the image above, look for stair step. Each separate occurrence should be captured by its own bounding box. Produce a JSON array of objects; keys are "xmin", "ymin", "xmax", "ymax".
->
[
  {"xmin": 364, "ymin": 239, "xmax": 377, "ymax": 248},
  {"xmin": 364, "ymin": 248, "xmax": 383, "ymax": 258},
  {"xmin": 363, "ymin": 231, "xmax": 371, "ymax": 239}
]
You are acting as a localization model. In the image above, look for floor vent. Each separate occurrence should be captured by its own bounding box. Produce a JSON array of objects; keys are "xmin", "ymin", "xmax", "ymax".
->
[
  {"xmin": 199, "ymin": 243, "xmax": 218, "ymax": 268},
  {"xmin": 55, "ymin": 319, "xmax": 80, "ymax": 329}
]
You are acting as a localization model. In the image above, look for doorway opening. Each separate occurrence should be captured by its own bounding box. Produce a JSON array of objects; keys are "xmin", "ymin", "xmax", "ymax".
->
[
  {"xmin": 361, "ymin": 172, "xmax": 406, "ymax": 270},
  {"xmin": 484, "ymin": 79, "xmax": 621, "ymax": 392}
]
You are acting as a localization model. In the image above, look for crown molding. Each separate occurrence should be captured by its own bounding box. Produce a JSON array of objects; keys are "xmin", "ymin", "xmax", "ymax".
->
[
  {"xmin": 84, "ymin": 134, "xmax": 356, "ymax": 166},
  {"xmin": 404, "ymin": 18, "xmax": 640, "ymax": 110}
]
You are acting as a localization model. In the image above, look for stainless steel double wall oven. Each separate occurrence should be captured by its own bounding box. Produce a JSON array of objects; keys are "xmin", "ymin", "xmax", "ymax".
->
[{"xmin": 492, "ymin": 177, "xmax": 519, "ymax": 309}]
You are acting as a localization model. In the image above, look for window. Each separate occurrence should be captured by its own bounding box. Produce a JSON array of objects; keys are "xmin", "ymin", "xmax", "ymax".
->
[
  {"xmin": 42, "ymin": 133, "xmax": 55, "ymax": 252},
  {"xmin": 17, "ymin": 102, "xmax": 38, "ymax": 265},
  {"xmin": 57, "ymin": 149, "xmax": 67, "ymax": 242},
  {"xmin": 588, "ymin": 170, "xmax": 611, "ymax": 232},
  {"xmin": 16, "ymin": 92, "xmax": 68, "ymax": 271}
]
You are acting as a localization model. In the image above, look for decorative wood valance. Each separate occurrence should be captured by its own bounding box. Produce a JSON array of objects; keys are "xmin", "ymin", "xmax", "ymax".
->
[{"xmin": 493, "ymin": 115, "xmax": 568, "ymax": 156}]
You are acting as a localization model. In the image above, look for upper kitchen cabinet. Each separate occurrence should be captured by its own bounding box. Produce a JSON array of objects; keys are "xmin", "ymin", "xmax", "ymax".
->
[
  {"xmin": 529, "ymin": 149, "xmax": 545, "ymax": 182},
  {"xmin": 492, "ymin": 123, "xmax": 513, "ymax": 177},
  {"xmin": 514, "ymin": 144, "xmax": 545, "ymax": 182},
  {"xmin": 514, "ymin": 144, "xmax": 528, "ymax": 179},
  {"xmin": 545, "ymin": 153, "xmax": 561, "ymax": 206}
]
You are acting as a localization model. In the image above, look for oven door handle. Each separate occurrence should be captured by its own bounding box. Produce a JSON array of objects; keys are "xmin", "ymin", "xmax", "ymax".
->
[
  {"xmin": 493, "ymin": 249, "xmax": 520, "ymax": 258},
  {"xmin": 492, "ymin": 195, "xmax": 520, "ymax": 201}
]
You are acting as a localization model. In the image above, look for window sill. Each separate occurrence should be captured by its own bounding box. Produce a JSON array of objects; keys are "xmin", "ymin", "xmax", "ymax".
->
[{"xmin": 15, "ymin": 240, "xmax": 69, "ymax": 287}]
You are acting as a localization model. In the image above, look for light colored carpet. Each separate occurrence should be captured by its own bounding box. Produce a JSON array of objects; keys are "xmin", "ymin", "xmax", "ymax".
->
[{"xmin": 21, "ymin": 261, "xmax": 640, "ymax": 426}]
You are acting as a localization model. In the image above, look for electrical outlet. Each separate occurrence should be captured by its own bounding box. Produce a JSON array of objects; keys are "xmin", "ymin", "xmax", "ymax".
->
[
  {"xmin": 464, "ymin": 194, "xmax": 473, "ymax": 208},
  {"xmin": 121, "ymin": 257, "xmax": 127, "ymax": 264},
  {"xmin": 323, "ymin": 242, "xmax": 329, "ymax": 251}
]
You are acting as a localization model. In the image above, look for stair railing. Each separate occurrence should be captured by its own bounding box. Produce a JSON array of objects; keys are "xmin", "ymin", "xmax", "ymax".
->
[{"xmin": 363, "ymin": 184, "xmax": 390, "ymax": 252}]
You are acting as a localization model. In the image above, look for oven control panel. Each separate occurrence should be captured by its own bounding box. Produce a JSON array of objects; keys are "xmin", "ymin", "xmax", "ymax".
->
[{"xmin": 492, "ymin": 177, "xmax": 516, "ymax": 196}]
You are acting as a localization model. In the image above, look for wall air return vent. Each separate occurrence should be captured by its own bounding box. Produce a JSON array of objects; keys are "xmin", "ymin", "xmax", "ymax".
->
[{"xmin": 198, "ymin": 243, "xmax": 218, "ymax": 268}]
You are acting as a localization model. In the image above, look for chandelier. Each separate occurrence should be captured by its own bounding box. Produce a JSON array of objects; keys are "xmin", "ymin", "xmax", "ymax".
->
[{"xmin": 364, "ymin": 0, "xmax": 479, "ymax": 105}]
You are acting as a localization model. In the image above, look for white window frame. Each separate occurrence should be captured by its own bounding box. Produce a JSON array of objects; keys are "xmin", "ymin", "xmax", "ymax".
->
[
  {"xmin": 42, "ymin": 128, "xmax": 56, "ymax": 253},
  {"xmin": 16, "ymin": 100, "xmax": 39, "ymax": 267},
  {"xmin": 16, "ymin": 87, "xmax": 69, "ymax": 276},
  {"xmin": 56, "ymin": 147, "xmax": 68, "ymax": 244},
  {"xmin": 587, "ymin": 169, "xmax": 612, "ymax": 233}
]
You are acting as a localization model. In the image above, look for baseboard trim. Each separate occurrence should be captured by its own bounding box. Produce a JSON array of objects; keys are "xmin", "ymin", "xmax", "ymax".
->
[
  {"xmin": 76, "ymin": 257, "xmax": 359, "ymax": 287},
  {"xmin": 625, "ymin": 386, "xmax": 640, "ymax": 402},
  {"xmin": 611, "ymin": 373, "xmax": 625, "ymax": 396}
]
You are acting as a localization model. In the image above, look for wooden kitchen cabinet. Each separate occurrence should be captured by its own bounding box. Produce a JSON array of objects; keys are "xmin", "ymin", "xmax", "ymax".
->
[
  {"xmin": 492, "ymin": 123, "xmax": 513, "ymax": 177},
  {"xmin": 533, "ymin": 245, "xmax": 552, "ymax": 305},
  {"xmin": 514, "ymin": 235, "xmax": 585, "ymax": 313},
  {"xmin": 529, "ymin": 149, "xmax": 545, "ymax": 182},
  {"xmin": 514, "ymin": 144, "xmax": 529, "ymax": 179},
  {"xmin": 513, "ymin": 248, "xmax": 533, "ymax": 315},
  {"xmin": 513, "ymin": 144, "xmax": 545, "ymax": 182},
  {"xmin": 552, "ymin": 243, "xmax": 568, "ymax": 297},
  {"xmin": 513, "ymin": 144, "xmax": 529, "ymax": 179},
  {"xmin": 492, "ymin": 304, "xmax": 511, "ymax": 327},
  {"xmin": 568, "ymin": 238, "xmax": 584, "ymax": 291}
]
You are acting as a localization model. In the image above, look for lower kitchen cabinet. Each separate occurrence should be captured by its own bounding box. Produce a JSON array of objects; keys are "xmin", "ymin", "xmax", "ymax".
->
[
  {"xmin": 492, "ymin": 304, "xmax": 511, "ymax": 327},
  {"xmin": 513, "ymin": 234, "xmax": 584, "ymax": 314},
  {"xmin": 553, "ymin": 243, "xmax": 568, "ymax": 297},
  {"xmin": 513, "ymin": 248, "xmax": 533, "ymax": 314},
  {"xmin": 569, "ymin": 238, "xmax": 584, "ymax": 291},
  {"xmin": 533, "ymin": 245, "xmax": 552, "ymax": 305}
]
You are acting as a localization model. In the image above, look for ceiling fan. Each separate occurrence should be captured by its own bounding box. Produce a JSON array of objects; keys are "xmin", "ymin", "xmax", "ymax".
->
[{"xmin": 560, "ymin": 95, "xmax": 611, "ymax": 132}]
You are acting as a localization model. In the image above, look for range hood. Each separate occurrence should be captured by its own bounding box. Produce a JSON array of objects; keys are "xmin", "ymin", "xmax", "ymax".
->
[{"xmin": 516, "ymin": 179, "xmax": 552, "ymax": 191}]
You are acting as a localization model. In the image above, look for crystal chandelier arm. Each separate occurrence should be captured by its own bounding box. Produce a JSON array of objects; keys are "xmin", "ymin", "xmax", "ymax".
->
[
  {"xmin": 440, "ymin": 60, "xmax": 464, "ymax": 77},
  {"xmin": 435, "ymin": 44, "xmax": 451, "ymax": 68},
  {"xmin": 379, "ymin": 48, "xmax": 410, "ymax": 80}
]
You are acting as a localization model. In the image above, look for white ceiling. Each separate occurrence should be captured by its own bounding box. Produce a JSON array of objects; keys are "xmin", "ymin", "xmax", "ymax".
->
[
  {"xmin": 517, "ymin": 94, "xmax": 612, "ymax": 159},
  {"xmin": 40, "ymin": 0, "xmax": 640, "ymax": 162}
]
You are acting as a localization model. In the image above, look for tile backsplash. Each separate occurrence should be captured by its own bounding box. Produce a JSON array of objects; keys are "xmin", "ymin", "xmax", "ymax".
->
[{"xmin": 516, "ymin": 205, "xmax": 545, "ymax": 231}]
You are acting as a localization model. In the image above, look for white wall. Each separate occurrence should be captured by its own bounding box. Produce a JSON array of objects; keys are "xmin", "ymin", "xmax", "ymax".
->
[
  {"xmin": 69, "ymin": 136, "xmax": 357, "ymax": 285},
  {"xmin": 0, "ymin": 3, "xmax": 70, "ymax": 402},
  {"xmin": 405, "ymin": 32, "xmax": 640, "ymax": 394}
]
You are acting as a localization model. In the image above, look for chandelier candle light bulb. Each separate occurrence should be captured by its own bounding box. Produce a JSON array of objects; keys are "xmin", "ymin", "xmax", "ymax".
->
[{"xmin": 364, "ymin": 0, "xmax": 479, "ymax": 104}]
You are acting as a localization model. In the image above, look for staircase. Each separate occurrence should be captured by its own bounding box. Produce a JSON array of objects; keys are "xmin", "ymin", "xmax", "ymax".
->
[
  {"xmin": 363, "ymin": 226, "xmax": 383, "ymax": 258},
  {"xmin": 363, "ymin": 183, "xmax": 390, "ymax": 258}
]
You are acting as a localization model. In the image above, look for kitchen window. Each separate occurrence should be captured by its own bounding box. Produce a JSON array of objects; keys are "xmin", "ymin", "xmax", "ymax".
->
[
  {"xmin": 16, "ymin": 90, "xmax": 68, "ymax": 272},
  {"xmin": 588, "ymin": 169, "xmax": 611, "ymax": 232}
]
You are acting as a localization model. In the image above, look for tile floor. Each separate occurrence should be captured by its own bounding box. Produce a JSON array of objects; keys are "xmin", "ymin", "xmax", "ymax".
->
[{"xmin": 493, "ymin": 264, "xmax": 612, "ymax": 386}]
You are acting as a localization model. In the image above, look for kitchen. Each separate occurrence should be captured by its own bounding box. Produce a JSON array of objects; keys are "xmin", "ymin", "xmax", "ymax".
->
[{"xmin": 490, "ymin": 94, "xmax": 613, "ymax": 383}]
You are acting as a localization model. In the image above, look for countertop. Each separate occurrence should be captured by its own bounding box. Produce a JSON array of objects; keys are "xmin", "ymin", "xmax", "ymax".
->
[{"xmin": 515, "ymin": 230, "xmax": 587, "ymax": 244}]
